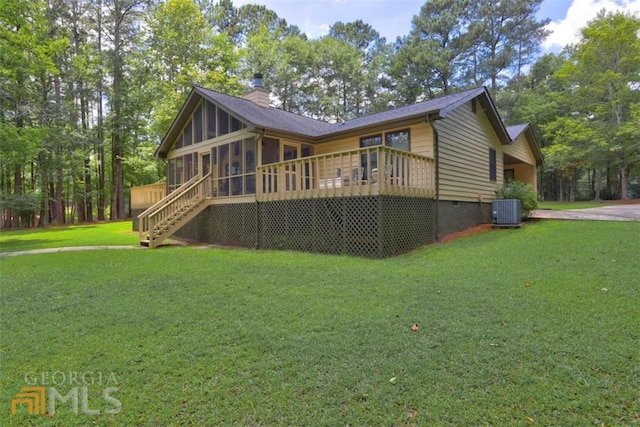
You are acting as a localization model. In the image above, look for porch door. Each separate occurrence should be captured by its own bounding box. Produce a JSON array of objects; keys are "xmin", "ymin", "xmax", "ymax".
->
[
  {"xmin": 201, "ymin": 153, "xmax": 210, "ymax": 176},
  {"xmin": 283, "ymin": 143, "xmax": 298, "ymax": 191},
  {"xmin": 201, "ymin": 153, "xmax": 211, "ymax": 196},
  {"xmin": 360, "ymin": 135, "xmax": 381, "ymax": 180}
]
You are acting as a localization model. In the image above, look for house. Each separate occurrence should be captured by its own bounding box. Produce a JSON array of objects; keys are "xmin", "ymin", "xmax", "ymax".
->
[
  {"xmin": 504, "ymin": 123, "xmax": 543, "ymax": 193},
  {"xmin": 132, "ymin": 78, "xmax": 542, "ymax": 257}
]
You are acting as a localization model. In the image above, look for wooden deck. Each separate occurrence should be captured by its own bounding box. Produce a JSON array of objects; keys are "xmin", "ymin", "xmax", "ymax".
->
[
  {"xmin": 131, "ymin": 182, "xmax": 166, "ymax": 210},
  {"xmin": 256, "ymin": 146, "xmax": 435, "ymax": 202}
]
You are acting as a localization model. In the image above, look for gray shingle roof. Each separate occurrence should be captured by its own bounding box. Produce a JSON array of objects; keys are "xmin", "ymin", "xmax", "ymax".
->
[
  {"xmin": 196, "ymin": 87, "xmax": 332, "ymax": 137},
  {"xmin": 506, "ymin": 123, "xmax": 529, "ymax": 140},
  {"xmin": 196, "ymin": 86, "xmax": 489, "ymax": 138},
  {"xmin": 156, "ymin": 85, "xmax": 508, "ymax": 157},
  {"xmin": 319, "ymin": 87, "xmax": 486, "ymax": 137}
]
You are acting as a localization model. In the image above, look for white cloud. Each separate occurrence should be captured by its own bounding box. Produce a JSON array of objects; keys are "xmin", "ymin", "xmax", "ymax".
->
[{"xmin": 543, "ymin": 0, "xmax": 640, "ymax": 51}]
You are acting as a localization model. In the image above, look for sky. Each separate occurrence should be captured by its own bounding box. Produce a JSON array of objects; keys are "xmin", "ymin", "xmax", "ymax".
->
[{"xmin": 233, "ymin": 0, "xmax": 640, "ymax": 53}]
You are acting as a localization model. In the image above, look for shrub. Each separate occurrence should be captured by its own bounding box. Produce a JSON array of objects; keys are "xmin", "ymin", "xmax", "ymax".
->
[{"xmin": 496, "ymin": 181, "xmax": 538, "ymax": 219}]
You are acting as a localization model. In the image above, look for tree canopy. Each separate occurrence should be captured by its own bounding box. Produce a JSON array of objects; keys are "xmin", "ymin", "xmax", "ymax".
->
[{"xmin": 1, "ymin": 0, "xmax": 638, "ymax": 228}]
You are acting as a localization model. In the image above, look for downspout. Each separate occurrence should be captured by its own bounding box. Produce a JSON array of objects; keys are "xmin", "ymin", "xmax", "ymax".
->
[{"xmin": 428, "ymin": 114, "xmax": 440, "ymax": 242}]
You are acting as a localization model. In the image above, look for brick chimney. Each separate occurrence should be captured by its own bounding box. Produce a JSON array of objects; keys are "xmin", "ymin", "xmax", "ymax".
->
[{"xmin": 243, "ymin": 73, "xmax": 270, "ymax": 108}]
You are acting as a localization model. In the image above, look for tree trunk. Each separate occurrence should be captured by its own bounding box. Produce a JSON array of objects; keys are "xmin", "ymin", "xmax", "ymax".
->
[
  {"xmin": 111, "ymin": 0, "xmax": 126, "ymax": 220},
  {"xmin": 620, "ymin": 163, "xmax": 629, "ymax": 200},
  {"xmin": 13, "ymin": 167, "xmax": 22, "ymax": 227},
  {"xmin": 96, "ymin": 0, "xmax": 106, "ymax": 221},
  {"xmin": 593, "ymin": 168, "xmax": 602, "ymax": 201}
]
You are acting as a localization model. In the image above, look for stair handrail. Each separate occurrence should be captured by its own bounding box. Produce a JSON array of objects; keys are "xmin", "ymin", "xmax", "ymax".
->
[
  {"xmin": 137, "ymin": 174, "xmax": 201, "ymax": 220},
  {"xmin": 140, "ymin": 172, "xmax": 212, "ymax": 245}
]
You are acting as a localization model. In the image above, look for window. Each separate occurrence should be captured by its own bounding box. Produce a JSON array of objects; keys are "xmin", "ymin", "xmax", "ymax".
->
[
  {"xmin": 504, "ymin": 169, "xmax": 514, "ymax": 182},
  {"xmin": 360, "ymin": 134, "xmax": 382, "ymax": 148},
  {"xmin": 385, "ymin": 129, "xmax": 410, "ymax": 151},
  {"xmin": 489, "ymin": 148, "xmax": 497, "ymax": 181},
  {"xmin": 471, "ymin": 98, "xmax": 477, "ymax": 114}
]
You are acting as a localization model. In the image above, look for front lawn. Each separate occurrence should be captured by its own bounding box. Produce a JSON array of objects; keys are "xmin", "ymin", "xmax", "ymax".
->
[
  {"xmin": 1, "ymin": 221, "xmax": 638, "ymax": 425},
  {"xmin": 0, "ymin": 221, "xmax": 138, "ymax": 253}
]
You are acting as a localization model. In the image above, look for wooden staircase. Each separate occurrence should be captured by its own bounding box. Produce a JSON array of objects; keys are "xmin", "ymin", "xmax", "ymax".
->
[{"xmin": 138, "ymin": 173, "xmax": 212, "ymax": 248}]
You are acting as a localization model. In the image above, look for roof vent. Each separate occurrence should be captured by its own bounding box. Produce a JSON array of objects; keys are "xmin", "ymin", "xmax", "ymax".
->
[{"xmin": 243, "ymin": 73, "xmax": 269, "ymax": 108}]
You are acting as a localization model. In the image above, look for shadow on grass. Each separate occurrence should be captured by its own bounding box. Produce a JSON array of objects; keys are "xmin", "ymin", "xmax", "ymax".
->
[{"xmin": 0, "ymin": 238, "xmax": 66, "ymax": 249}]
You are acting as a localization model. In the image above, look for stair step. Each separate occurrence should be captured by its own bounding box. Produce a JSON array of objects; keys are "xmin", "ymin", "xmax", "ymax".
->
[{"xmin": 142, "ymin": 193, "xmax": 208, "ymax": 248}]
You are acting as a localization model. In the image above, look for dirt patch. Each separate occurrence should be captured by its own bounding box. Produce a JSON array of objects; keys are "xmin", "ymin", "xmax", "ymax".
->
[{"xmin": 440, "ymin": 224, "xmax": 494, "ymax": 243}]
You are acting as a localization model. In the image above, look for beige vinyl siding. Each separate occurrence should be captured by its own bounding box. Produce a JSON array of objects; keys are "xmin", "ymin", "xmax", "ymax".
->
[
  {"xmin": 436, "ymin": 101, "xmax": 504, "ymax": 202},
  {"xmin": 314, "ymin": 123, "xmax": 434, "ymax": 157},
  {"xmin": 504, "ymin": 134, "xmax": 535, "ymax": 165},
  {"xmin": 509, "ymin": 163, "xmax": 537, "ymax": 191}
]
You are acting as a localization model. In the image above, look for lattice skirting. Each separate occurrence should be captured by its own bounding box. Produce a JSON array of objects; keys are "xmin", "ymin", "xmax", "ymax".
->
[
  {"xmin": 174, "ymin": 196, "xmax": 435, "ymax": 258},
  {"xmin": 174, "ymin": 203, "xmax": 258, "ymax": 248}
]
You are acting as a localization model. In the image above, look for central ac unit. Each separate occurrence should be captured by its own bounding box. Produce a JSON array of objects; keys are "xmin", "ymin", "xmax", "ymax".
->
[{"xmin": 492, "ymin": 199, "xmax": 521, "ymax": 227}]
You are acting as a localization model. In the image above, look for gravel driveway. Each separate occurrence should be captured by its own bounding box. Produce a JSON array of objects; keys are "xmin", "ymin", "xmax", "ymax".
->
[{"xmin": 531, "ymin": 204, "xmax": 640, "ymax": 221}]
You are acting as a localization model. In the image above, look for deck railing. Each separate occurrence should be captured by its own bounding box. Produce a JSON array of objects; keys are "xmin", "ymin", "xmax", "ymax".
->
[
  {"xmin": 131, "ymin": 182, "xmax": 166, "ymax": 210},
  {"xmin": 256, "ymin": 146, "xmax": 435, "ymax": 202},
  {"xmin": 138, "ymin": 173, "xmax": 211, "ymax": 246}
]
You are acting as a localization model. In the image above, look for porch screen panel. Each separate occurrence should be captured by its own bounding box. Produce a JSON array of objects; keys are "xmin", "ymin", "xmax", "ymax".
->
[
  {"xmin": 231, "ymin": 116, "xmax": 241, "ymax": 132},
  {"xmin": 245, "ymin": 137, "xmax": 256, "ymax": 194},
  {"xmin": 218, "ymin": 144, "xmax": 230, "ymax": 196},
  {"xmin": 185, "ymin": 154, "xmax": 193, "ymax": 180},
  {"xmin": 183, "ymin": 119, "xmax": 192, "ymax": 147},
  {"xmin": 192, "ymin": 153, "xmax": 199, "ymax": 179},
  {"xmin": 261, "ymin": 138, "xmax": 279, "ymax": 194},
  {"xmin": 175, "ymin": 157, "xmax": 184, "ymax": 187},
  {"xmin": 211, "ymin": 147, "xmax": 218, "ymax": 195},
  {"xmin": 194, "ymin": 104, "xmax": 203, "ymax": 143},
  {"xmin": 176, "ymin": 131, "xmax": 184, "ymax": 149},
  {"xmin": 218, "ymin": 109, "xmax": 229, "ymax": 136},
  {"xmin": 231, "ymin": 140, "xmax": 243, "ymax": 195},
  {"xmin": 167, "ymin": 159, "xmax": 176, "ymax": 192},
  {"xmin": 206, "ymin": 102, "xmax": 216, "ymax": 139}
]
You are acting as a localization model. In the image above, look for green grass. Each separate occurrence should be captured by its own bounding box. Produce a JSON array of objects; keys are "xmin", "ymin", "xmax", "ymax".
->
[
  {"xmin": 537, "ymin": 201, "xmax": 621, "ymax": 210},
  {"xmin": 0, "ymin": 221, "xmax": 138, "ymax": 253},
  {"xmin": 1, "ymin": 221, "xmax": 639, "ymax": 425}
]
